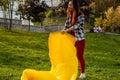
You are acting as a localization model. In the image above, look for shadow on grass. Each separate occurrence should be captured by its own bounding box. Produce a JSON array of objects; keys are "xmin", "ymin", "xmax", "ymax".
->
[{"xmin": 76, "ymin": 76, "xmax": 100, "ymax": 80}]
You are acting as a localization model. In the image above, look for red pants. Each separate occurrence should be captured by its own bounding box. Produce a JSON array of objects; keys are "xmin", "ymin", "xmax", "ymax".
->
[{"xmin": 75, "ymin": 40, "xmax": 85, "ymax": 73}]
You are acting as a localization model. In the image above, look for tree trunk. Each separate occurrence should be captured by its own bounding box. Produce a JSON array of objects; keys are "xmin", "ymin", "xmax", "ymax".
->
[
  {"xmin": 9, "ymin": 0, "xmax": 14, "ymax": 31},
  {"xmin": 28, "ymin": 17, "xmax": 30, "ymax": 31},
  {"xmin": 117, "ymin": 26, "xmax": 120, "ymax": 33},
  {"xmin": 29, "ymin": 20, "xmax": 30, "ymax": 31}
]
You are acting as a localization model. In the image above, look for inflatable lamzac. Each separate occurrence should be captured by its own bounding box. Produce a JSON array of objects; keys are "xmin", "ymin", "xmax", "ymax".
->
[{"xmin": 21, "ymin": 32, "xmax": 78, "ymax": 80}]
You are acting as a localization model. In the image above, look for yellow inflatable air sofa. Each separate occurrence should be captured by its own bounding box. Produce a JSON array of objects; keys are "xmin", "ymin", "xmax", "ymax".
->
[{"xmin": 21, "ymin": 32, "xmax": 78, "ymax": 80}]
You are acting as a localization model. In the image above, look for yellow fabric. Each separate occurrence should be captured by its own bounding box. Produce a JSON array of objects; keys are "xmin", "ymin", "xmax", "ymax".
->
[{"xmin": 21, "ymin": 32, "xmax": 78, "ymax": 80}]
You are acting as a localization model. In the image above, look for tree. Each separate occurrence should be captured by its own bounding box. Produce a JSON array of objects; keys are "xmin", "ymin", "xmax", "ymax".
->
[
  {"xmin": 94, "ymin": 0, "xmax": 120, "ymax": 16},
  {"xmin": 102, "ymin": 18, "xmax": 108, "ymax": 31},
  {"xmin": 94, "ymin": 16, "xmax": 102, "ymax": 27},
  {"xmin": 0, "ymin": 0, "xmax": 17, "ymax": 31},
  {"xmin": 0, "ymin": 0, "xmax": 8, "ymax": 17},
  {"xmin": 104, "ymin": 6, "xmax": 120, "ymax": 32},
  {"xmin": 18, "ymin": 0, "xmax": 47, "ymax": 31},
  {"xmin": 113, "ymin": 6, "xmax": 120, "ymax": 33},
  {"xmin": 0, "ymin": 0, "xmax": 9, "ymax": 29},
  {"xmin": 9, "ymin": 0, "xmax": 14, "ymax": 31},
  {"xmin": 105, "ymin": 7, "xmax": 114, "ymax": 31}
]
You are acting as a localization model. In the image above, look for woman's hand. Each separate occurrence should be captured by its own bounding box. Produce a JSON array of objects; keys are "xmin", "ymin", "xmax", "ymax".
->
[
  {"xmin": 61, "ymin": 26, "xmax": 73, "ymax": 34},
  {"xmin": 61, "ymin": 29, "xmax": 67, "ymax": 34}
]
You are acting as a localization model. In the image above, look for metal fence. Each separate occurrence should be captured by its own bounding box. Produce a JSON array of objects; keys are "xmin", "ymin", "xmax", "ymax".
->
[{"xmin": 0, "ymin": 18, "xmax": 64, "ymax": 32}]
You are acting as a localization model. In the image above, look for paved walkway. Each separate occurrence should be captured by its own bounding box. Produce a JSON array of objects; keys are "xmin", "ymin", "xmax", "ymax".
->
[{"xmin": 104, "ymin": 32, "xmax": 120, "ymax": 35}]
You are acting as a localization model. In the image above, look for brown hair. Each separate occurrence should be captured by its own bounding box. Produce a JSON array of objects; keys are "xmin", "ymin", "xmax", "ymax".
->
[
  {"xmin": 67, "ymin": 8, "xmax": 76, "ymax": 26},
  {"xmin": 67, "ymin": 0, "xmax": 80, "ymax": 26}
]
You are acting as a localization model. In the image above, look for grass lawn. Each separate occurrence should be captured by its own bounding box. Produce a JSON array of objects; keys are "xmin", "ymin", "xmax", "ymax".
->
[{"xmin": 0, "ymin": 28, "xmax": 120, "ymax": 80}]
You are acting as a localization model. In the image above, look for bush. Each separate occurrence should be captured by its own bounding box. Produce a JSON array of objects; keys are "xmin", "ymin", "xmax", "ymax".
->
[{"xmin": 46, "ymin": 10, "xmax": 56, "ymax": 18}]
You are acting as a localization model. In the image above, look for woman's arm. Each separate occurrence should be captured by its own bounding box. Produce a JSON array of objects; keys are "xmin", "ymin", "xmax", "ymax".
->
[{"xmin": 61, "ymin": 14, "xmax": 85, "ymax": 33}]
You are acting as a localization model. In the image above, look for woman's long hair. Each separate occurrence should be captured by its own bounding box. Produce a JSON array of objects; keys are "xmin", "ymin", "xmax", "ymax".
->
[{"xmin": 67, "ymin": 0, "xmax": 80, "ymax": 26}]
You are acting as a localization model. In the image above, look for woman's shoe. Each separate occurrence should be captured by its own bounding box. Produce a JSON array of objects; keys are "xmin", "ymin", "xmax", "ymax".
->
[{"xmin": 79, "ymin": 73, "xmax": 86, "ymax": 79}]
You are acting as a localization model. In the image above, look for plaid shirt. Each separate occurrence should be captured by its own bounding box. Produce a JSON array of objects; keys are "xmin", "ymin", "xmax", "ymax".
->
[{"xmin": 65, "ymin": 13, "xmax": 85, "ymax": 41}]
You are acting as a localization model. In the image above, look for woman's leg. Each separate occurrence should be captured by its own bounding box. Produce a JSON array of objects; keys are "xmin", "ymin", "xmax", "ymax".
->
[{"xmin": 75, "ymin": 40, "xmax": 85, "ymax": 73}]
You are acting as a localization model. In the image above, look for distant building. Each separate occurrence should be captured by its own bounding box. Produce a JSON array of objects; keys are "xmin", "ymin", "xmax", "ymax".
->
[
  {"xmin": 44, "ymin": 0, "xmax": 61, "ymax": 7},
  {"xmin": 22, "ymin": 0, "xmax": 61, "ymax": 7}
]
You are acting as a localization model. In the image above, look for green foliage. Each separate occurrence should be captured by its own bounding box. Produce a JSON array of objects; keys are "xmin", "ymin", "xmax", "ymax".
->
[
  {"xmin": 94, "ymin": 16, "xmax": 102, "ymax": 27},
  {"xmin": 113, "ymin": 6, "xmax": 120, "ymax": 26},
  {"xmin": 33, "ymin": 22, "xmax": 41, "ymax": 26},
  {"xmin": 46, "ymin": 10, "xmax": 56, "ymax": 18},
  {"xmin": 0, "ymin": 0, "xmax": 9, "ymax": 10},
  {"xmin": 46, "ymin": 10, "xmax": 53, "ymax": 18},
  {"xmin": 95, "ymin": 0, "xmax": 117, "ymax": 12},
  {"xmin": 93, "ymin": 5, "xmax": 120, "ymax": 32},
  {"xmin": 102, "ymin": 19, "xmax": 112, "ymax": 32},
  {"xmin": 43, "ymin": 17, "xmax": 65, "ymax": 26},
  {"xmin": 18, "ymin": 0, "xmax": 47, "ymax": 23},
  {"xmin": 102, "ymin": 6, "xmax": 120, "ymax": 32},
  {"xmin": 0, "ymin": 28, "xmax": 120, "ymax": 80},
  {"xmin": 87, "ymin": 0, "xmax": 120, "ymax": 33}
]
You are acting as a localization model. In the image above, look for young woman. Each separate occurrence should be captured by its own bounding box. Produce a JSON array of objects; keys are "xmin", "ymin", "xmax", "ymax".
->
[{"xmin": 61, "ymin": 0, "xmax": 86, "ymax": 79}]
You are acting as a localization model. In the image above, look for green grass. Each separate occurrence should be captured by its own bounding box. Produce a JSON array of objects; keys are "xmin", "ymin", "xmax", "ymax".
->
[
  {"xmin": 81, "ymin": 33, "xmax": 120, "ymax": 80},
  {"xmin": 0, "ymin": 28, "xmax": 120, "ymax": 80}
]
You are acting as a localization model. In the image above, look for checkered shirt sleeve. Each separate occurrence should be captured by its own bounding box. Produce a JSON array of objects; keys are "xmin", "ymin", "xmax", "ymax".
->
[{"xmin": 73, "ymin": 14, "xmax": 85, "ymax": 41}]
